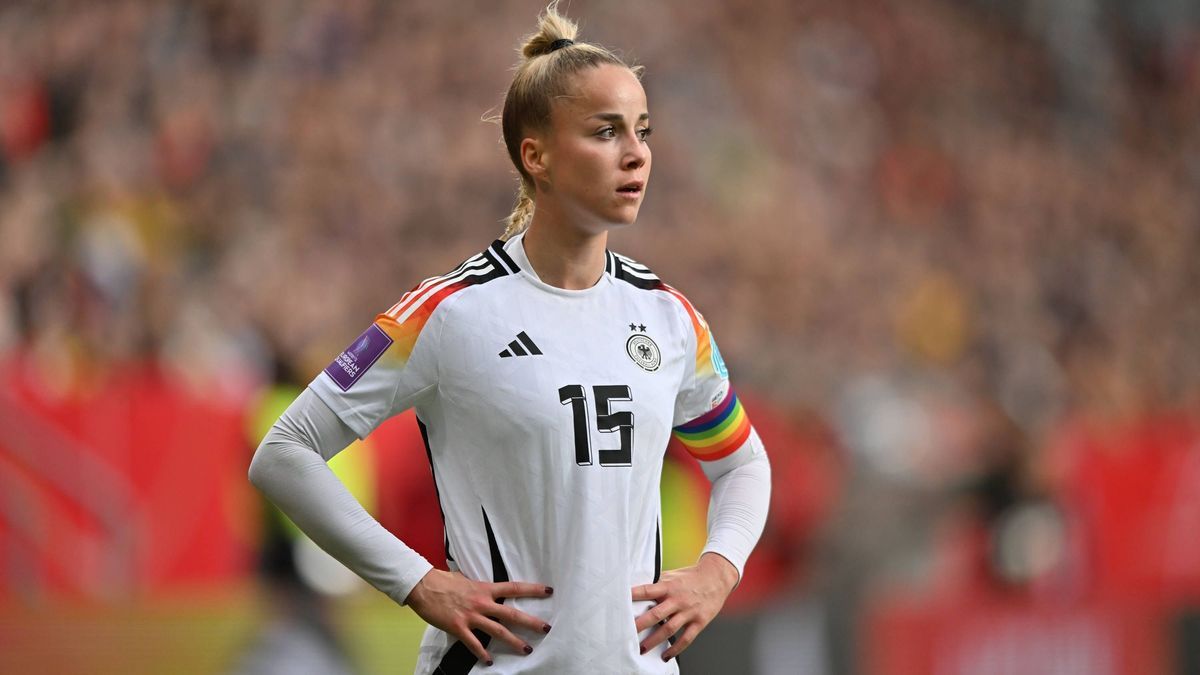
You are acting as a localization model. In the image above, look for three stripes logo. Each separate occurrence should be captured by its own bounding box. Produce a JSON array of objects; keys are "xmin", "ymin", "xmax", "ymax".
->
[{"xmin": 499, "ymin": 331, "xmax": 543, "ymax": 358}]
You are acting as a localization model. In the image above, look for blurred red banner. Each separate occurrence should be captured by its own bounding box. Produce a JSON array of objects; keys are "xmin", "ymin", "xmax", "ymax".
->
[
  {"xmin": 866, "ymin": 595, "xmax": 1171, "ymax": 675},
  {"xmin": 0, "ymin": 354, "xmax": 259, "ymax": 600}
]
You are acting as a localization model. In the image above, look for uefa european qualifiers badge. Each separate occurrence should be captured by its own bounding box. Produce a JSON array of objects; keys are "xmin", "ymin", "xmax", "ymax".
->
[
  {"xmin": 324, "ymin": 324, "xmax": 393, "ymax": 391},
  {"xmin": 626, "ymin": 323, "xmax": 661, "ymax": 372}
]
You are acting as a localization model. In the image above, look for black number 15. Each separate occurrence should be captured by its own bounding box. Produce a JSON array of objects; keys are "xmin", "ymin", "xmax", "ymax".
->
[{"xmin": 558, "ymin": 385, "xmax": 634, "ymax": 466}]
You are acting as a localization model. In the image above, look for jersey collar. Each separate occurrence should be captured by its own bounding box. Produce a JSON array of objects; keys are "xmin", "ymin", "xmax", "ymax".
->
[{"xmin": 500, "ymin": 233, "xmax": 615, "ymax": 297}]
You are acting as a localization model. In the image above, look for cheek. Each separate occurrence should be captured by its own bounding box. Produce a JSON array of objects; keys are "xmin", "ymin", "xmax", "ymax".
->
[{"xmin": 564, "ymin": 148, "xmax": 610, "ymax": 192}]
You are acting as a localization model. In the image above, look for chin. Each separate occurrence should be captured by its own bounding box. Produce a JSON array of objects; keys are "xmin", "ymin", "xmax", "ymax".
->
[
  {"xmin": 572, "ymin": 212, "xmax": 640, "ymax": 234},
  {"xmin": 565, "ymin": 201, "xmax": 643, "ymax": 233},
  {"xmin": 607, "ymin": 205, "xmax": 644, "ymax": 228},
  {"xmin": 575, "ymin": 218, "xmax": 635, "ymax": 236}
]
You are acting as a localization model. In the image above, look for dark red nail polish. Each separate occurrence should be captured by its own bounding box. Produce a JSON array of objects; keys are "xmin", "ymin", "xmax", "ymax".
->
[
  {"xmin": 662, "ymin": 654, "xmax": 671, "ymax": 662},
  {"xmin": 523, "ymin": 645, "xmax": 533, "ymax": 655},
  {"xmin": 639, "ymin": 644, "xmax": 647, "ymax": 655},
  {"xmin": 542, "ymin": 623, "xmax": 552, "ymax": 633},
  {"xmin": 545, "ymin": 586, "xmax": 554, "ymax": 595},
  {"xmin": 485, "ymin": 659, "xmax": 494, "ymax": 667}
]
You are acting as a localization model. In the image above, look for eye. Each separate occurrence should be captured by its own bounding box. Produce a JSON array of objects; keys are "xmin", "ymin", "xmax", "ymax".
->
[
  {"xmin": 638, "ymin": 126, "xmax": 654, "ymax": 141},
  {"xmin": 596, "ymin": 126, "xmax": 616, "ymax": 139}
]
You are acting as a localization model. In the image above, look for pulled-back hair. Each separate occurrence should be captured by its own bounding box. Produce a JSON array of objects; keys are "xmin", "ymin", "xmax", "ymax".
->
[{"xmin": 500, "ymin": 2, "xmax": 642, "ymax": 239}]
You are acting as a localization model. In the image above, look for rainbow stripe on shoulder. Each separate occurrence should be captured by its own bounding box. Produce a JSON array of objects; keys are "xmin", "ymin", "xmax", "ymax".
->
[
  {"xmin": 673, "ymin": 388, "xmax": 752, "ymax": 461},
  {"xmin": 373, "ymin": 242, "xmax": 518, "ymax": 367},
  {"xmin": 659, "ymin": 284, "xmax": 719, "ymax": 381}
]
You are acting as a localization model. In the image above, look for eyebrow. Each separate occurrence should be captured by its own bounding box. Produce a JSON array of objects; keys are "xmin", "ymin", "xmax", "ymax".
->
[{"xmin": 589, "ymin": 112, "xmax": 651, "ymax": 123}]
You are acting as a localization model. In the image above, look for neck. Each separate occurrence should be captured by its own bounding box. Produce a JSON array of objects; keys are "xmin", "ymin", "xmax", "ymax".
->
[{"xmin": 521, "ymin": 206, "xmax": 609, "ymax": 291}]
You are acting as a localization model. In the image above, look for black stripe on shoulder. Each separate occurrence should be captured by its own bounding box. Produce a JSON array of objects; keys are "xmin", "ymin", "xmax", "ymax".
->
[
  {"xmin": 447, "ymin": 252, "xmax": 490, "ymax": 277},
  {"xmin": 434, "ymin": 506, "xmax": 512, "ymax": 675},
  {"xmin": 490, "ymin": 239, "xmax": 521, "ymax": 274},
  {"xmin": 612, "ymin": 252, "xmax": 664, "ymax": 291},
  {"xmin": 476, "ymin": 247, "xmax": 514, "ymax": 284},
  {"xmin": 436, "ymin": 243, "xmax": 515, "ymax": 292},
  {"xmin": 390, "ymin": 248, "xmax": 507, "ymax": 324}
]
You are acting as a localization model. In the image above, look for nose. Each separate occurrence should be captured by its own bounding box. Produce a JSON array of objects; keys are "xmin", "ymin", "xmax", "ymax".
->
[{"xmin": 622, "ymin": 134, "xmax": 648, "ymax": 171}]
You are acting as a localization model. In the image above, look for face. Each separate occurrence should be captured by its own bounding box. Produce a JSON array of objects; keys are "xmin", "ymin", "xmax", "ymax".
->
[{"xmin": 524, "ymin": 64, "xmax": 652, "ymax": 231}]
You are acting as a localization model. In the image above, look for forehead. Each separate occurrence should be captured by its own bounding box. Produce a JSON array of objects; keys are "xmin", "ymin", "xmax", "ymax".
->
[{"xmin": 554, "ymin": 64, "xmax": 648, "ymax": 120}]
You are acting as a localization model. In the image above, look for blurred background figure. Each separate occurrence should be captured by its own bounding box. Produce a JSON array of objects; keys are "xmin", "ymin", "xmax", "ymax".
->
[
  {"xmin": 1, "ymin": 1, "xmax": 1198, "ymax": 673},
  {"xmin": 228, "ymin": 355, "xmax": 359, "ymax": 675}
]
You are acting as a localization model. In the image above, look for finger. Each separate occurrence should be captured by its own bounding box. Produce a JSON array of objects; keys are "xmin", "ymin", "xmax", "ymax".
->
[
  {"xmin": 475, "ymin": 615, "xmax": 533, "ymax": 656},
  {"xmin": 490, "ymin": 581, "xmax": 555, "ymax": 599},
  {"xmin": 454, "ymin": 626, "xmax": 493, "ymax": 667},
  {"xmin": 662, "ymin": 623, "xmax": 702, "ymax": 661},
  {"xmin": 632, "ymin": 582, "xmax": 667, "ymax": 602},
  {"xmin": 634, "ymin": 599, "xmax": 677, "ymax": 634},
  {"xmin": 639, "ymin": 613, "xmax": 688, "ymax": 653},
  {"xmin": 493, "ymin": 603, "xmax": 553, "ymax": 634}
]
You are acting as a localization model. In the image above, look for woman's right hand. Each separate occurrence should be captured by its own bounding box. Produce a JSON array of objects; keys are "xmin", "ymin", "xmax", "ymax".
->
[{"xmin": 405, "ymin": 568, "xmax": 554, "ymax": 665}]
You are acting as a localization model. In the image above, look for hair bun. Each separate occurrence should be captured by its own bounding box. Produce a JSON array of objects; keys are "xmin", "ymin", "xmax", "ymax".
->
[{"xmin": 520, "ymin": 3, "xmax": 581, "ymax": 59}]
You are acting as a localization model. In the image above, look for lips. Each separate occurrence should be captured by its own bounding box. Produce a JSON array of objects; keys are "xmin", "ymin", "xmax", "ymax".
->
[{"xmin": 617, "ymin": 181, "xmax": 644, "ymax": 195}]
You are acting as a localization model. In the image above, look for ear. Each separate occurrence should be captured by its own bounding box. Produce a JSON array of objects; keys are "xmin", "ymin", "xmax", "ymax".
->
[{"xmin": 520, "ymin": 136, "xmax": 549, "ymax": 182}]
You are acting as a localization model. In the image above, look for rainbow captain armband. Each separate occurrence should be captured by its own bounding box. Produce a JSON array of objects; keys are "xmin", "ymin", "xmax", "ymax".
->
[{"xmin": 673, "ymin": 388, "xmax": 752, "ymax": 461}]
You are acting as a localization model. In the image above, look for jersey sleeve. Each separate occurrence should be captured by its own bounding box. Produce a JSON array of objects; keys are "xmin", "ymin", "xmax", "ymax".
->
[
  {"xmin": 309, "ymin": 304, "xmax": 442, "ymax": 440},
  {"xmin": 667, "ymin": 289, "xmax": 770, "ymax": 580},
  {"xmin": 667, "ymin": 289, "xmax": 754, "ymax": 465}
]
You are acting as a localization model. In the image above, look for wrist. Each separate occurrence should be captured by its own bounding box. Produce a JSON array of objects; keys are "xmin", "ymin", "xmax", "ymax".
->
[
  {"xmin": 403, "ymin": 566, "xmax": 439, "ymax": 607},
  {"xmin": 698, "ymin": 552, "xmax": 739, "ymax": 594}
]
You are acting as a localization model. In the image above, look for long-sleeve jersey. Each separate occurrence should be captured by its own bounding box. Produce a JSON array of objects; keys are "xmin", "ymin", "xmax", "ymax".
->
[{"xmin": 250, "ymin": 232, "xmax": 771, "ymax": 674}]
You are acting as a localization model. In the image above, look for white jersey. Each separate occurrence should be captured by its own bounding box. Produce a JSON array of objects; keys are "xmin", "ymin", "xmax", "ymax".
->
[{"xmin": 310, "ymin": 233, "xmax": 760, "ymax": 674}]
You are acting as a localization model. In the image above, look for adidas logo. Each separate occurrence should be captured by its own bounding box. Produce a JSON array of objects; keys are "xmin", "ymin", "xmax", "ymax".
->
[{"xmin": 499, "ymin": 331, "xmax": 543, "ymax": 358}]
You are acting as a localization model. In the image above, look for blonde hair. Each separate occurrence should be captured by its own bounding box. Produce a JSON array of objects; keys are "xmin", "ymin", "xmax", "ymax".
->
[{"xmin": 500, "ymin": 2, "xmax": 643, "ymax": 239}]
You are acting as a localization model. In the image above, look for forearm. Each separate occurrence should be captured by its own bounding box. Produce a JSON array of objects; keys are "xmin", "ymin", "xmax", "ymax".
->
[
  {"xmin": 633, "ymin": 431, "xmax": 769, "ymax": 658},
  {"xmin": 247, "ymin": 387, "xmax": 433, "ymax": 604},
  {"xmin": 699, "ymin": 427, "xmax": 771, "ymax": 581}
]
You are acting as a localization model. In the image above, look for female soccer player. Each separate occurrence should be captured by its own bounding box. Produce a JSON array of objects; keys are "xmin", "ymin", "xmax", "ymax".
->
[{"xmin": 248, "ymin": 5, "xmax": 770, "ymax": 673}]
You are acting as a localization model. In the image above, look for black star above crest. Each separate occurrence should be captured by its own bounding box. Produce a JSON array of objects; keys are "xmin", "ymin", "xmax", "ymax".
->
[
  {"xmin": 638, "ymin": 324, "xmax": 647, "ymax": 332},
  {"xmin": 629, "ymin": 323, "xmax": 637, "ymax": 331}
]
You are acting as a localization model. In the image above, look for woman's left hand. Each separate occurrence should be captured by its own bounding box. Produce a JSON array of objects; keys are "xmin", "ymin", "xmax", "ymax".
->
[{"xmin": 631, "ymin": 552, "xmax": 739, "ymax": 660}]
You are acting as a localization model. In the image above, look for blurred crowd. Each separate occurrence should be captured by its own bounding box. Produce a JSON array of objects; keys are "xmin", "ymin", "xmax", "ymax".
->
[{"xmin": 2, "ymin": 0, "xmax": 1199, "ymax": 673}]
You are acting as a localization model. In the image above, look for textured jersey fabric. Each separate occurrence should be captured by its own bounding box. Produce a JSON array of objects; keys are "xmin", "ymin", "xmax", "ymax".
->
[{"xmin": 304, "ymin": 233, "xmax": 769, "ymax": 674}]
